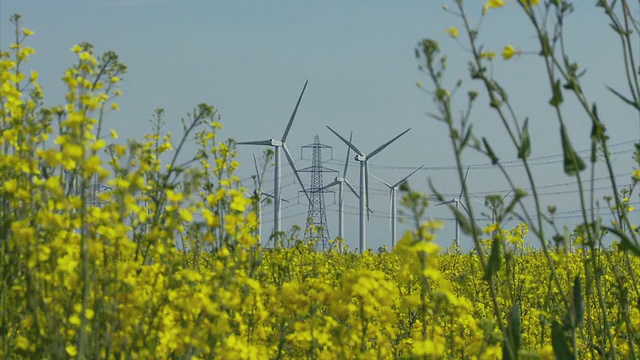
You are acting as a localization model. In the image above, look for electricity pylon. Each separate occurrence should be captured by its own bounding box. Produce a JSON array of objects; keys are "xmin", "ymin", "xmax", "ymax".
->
[{"xmin": 299, "ymin": 135, "xmax": 337, "ymax": 250}]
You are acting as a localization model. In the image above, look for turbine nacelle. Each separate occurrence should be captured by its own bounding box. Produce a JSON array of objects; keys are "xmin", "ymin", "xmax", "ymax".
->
[{"xmin": 354, "ymin": 154, "xmax": 366, "ymax": 162}]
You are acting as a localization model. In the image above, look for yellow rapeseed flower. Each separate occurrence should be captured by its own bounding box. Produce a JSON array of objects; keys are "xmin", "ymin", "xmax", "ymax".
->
[
  {"xmin": 15, "ymin": 335, "xmax": 29, "ymax": 350},
  {"xmin": 3, "ymin": 179, "xmax": 18, "ymax": 193},
  {"xmin": 66, "ymin": 344, "xmax": 78, "ymax": 357},
  {"xmin": 230, "ymin": 193, "xmax": 247, "ymax": 212},
  {"xmin": 483, "ymin": 0, "xmax": 505, "ymax": 14},
  {"xmin": 167, "ymin": 189, "xmax": 184, "ymax": 202},
  {"xmin": 62, "ymin": 143, "xmax": 83, "ymax": 161},
  {"xmin": 502, "ymin": 44, "xmax": 520, "ymax": 60},
  {"xmin": 179, "ymin": 208, "xmax": 193, "ymax": 223},
  {"xmin": 480, "ymin": 51, "xmax": 496, "ymax": 60},
  {"xmin": 446, "ymin": 27, "xmax": 458, "ymax": 39}
]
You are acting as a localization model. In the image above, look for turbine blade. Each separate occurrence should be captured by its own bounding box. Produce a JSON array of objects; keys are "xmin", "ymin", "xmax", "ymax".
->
[
  {"xmin": 459, "ymin": 167, "xmax": 470, "ymax": 199},
  {"xmin": 367, "ymin": 128, "xmax": 411, "ymax": 159},
  {"xmin": 436, "ymin": 199, "xmax": 457, "ymax": 206},
  {"xmin": 320, "ymin": 180, "xmax": 340, "ymax": 191},
  {"xmin": 371, "ymin": 173, "xmax": 391, "ymax": 188},
  {"xmin": 365, "ymin": 162, "xmax": 370, "ymax": 221},
  {"xmin": 237, "ymin": 140, "xmax": 273, "ymax": 146},
  {"xmin": 281, "ymin": 80, "xmax": 308, "ymax": 142},
  {"xmin": 344, "ymin": 179, "xmax": 360, "ymax": 199},
  {"xmin": 327, "ymin": 126, "xmax": 363, "ymax": 156},
  {"xmin": 262, "ymin": 192, "xmax": 289, "ymax": 203},
  {"xmin": 283, "ymin": 144, "xmax": 311, "ymax": 203},
  {"xmin": 392, "ymin": 165, "xmax": 424, "ymax": 188},
  {"xmin": 343, "ymin": 131, "xmax": 353, "ymax": 177},
  {"xmin": 388, "ymin": 190, "xmax": 393, "ymax": 231}
]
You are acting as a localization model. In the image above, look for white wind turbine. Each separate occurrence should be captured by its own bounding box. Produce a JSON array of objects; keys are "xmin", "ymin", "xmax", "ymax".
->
[
  {"xmin": 320, "ymin": 132, "xmax": 360, "ymax": 242},
  {"xmin": 472, "ymin": 190, "xmax": 512, "ymax": 225},
  {"xmin": 437, "ymin": 167, "xmax": 470, "ymax": 248},
  {"xmin": 326, "ymin": 126, "xmax": 410, "ymax": 253},
  {"xmin": 372, "ymin": 165, "xmax": 424, "ymax": 249},
  {"xmin": 249, "ymin": 154, "xmax": 289, "ymax": 243},
  {"xmin": 239, "ymin": 80, "xmax": 310, "ymax": 237}
]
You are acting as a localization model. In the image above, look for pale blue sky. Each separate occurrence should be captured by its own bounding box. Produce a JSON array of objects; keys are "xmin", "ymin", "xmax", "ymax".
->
[{"xmin": 1, "ymin": 1, "xmax": 638, "ymax": 250}]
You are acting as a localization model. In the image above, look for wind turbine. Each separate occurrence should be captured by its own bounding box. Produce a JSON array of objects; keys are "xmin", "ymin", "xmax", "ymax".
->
[
  {"xmin": 238, "ymin": 80, "xmax": 311, "ymax": 237},
  {"xmin": 320, "ymin": 132, "xmax": 360, "ymax": 242},
  {"xmin": 372, "ymin": 165, "xmax": 424, "ymax": 249},
  {"xmin": 472, "ymin": 190, "xmax": 512, "ymax": 225},
  {"xmin": 249, "ymin": 154, "xmax": 288, "ymax": 243},
  {"xmin": 326, "ymin": 126, "xmax": 410, "ymax": 252},
  {"xmin": 436, "ymin": 167, "xmax": 471, "ymax": 248}
]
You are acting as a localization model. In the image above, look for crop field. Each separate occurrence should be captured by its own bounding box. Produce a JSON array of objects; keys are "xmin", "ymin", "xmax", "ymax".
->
[{"xmin": 2, "ymin": 1, "xmax": 640, "ymax": 359}]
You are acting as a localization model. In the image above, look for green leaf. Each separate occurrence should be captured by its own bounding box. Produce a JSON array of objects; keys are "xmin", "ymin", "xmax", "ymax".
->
[
  {"xmin": 502, "ymin": 303, "xmax": 521, "ymax": 360},
  {"xmin": 609, "ymin": 22, "xmax": 626, "ymax": 35},
  {"xmin": 483, "ymin": 137, "xmax": 499, "ymax": 164},
  {"xmin": 461, "ymin": 125, "xmax": 473, "ymax": 149},
  {"xmin": 539, "ymin": 32, "xmax": 552, "ymax": 57},
  {"xmin": 563, "ymin": 79, "xmax": 577, "ymax": 90},
  {"xmin": 552, "ymin": 321, "xmax": 575, "ymax": 360},
  {"xmin": 425, "ymin": 112, "xmax": 444, "ymax": 122},
  {"xmin": 606, "ymin": 86, "xmax": 640, "ymax": 109},
  {"xmin": 572, "ymin": 276, "xmax": 584, "ymax": 328},
  {"xmin": 428, "ymin": 179, "xmax": 446, "ymax": 203},
  {"xmin": 549, "ymin": 79, "xmax": 564, "ymax": 106},
  {"xmin": 484, "ymin": 236, "xmax": 501, "ymax": 281},
  {"xmin": 602, "ymin": 225, "xmax": 640, "ymax": 256},
  {"xmin": 561, "ymin": 124, "xmax": 586, "ymax": 176},
  {"xmin": 518, "ymin": 118, "xmax": 531, "ymax": 160},
  {"xmin": 590, "ymin": 103, "xmax": 606, "ymax": 162},
  {"xmin": 451, "ymin": 206, "xmax": 473, "ymax": 235}
]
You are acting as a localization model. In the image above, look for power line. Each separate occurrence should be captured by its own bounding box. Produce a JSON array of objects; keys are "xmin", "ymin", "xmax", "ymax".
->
[{"xmin": 325, "ymin": 147, "xmax": 635, "ymax": 172}]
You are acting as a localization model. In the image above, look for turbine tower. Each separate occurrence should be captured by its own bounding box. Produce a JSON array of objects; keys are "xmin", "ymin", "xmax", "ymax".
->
[
  {"xmin": 299, "ymin": 135, "xmax": 336, "ymax": 250},
  {"xmin": 372, "ymin": 165, "xmax": 424, "ymax": 248},
  {"xmin": 238, "ymin": 80, "xmax": 311, "ymax": 237},
  {"xmin": 326, "ymin": 126, "xmax": 410, "ymax": 253},
  {"xmin": 249, "ymin": 154, "xmax": 288, "ymax": 244},
  {"xmin": 320, "ymin": 131, "xmax": 359, "ymax": 243}
]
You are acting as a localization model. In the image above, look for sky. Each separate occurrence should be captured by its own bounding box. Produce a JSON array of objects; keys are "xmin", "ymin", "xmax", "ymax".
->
[{"xmin": 1, "ymin": 0, "xmax": 639, "ymax": 251}]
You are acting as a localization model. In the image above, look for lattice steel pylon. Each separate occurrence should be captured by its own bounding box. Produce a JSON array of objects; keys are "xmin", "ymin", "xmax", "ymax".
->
[
  {"xmin": 299, "ymin": 135, "xmax": 337, "ymax": 250},
  {"xmin": 86, "ymin": 179, "xmax": 112, "ymax": 207}
]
